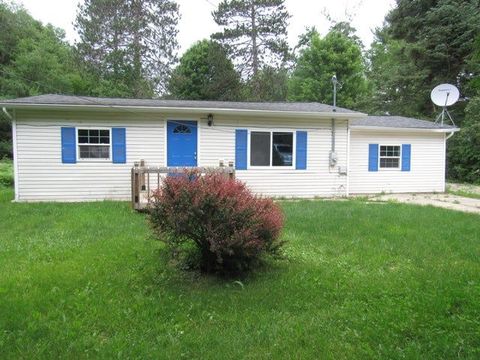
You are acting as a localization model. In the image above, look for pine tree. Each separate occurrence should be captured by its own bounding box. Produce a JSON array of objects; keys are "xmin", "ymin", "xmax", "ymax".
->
[
  {"xmin": 368, "ymin": 0, "xmax": 480, "ymax": 117},
  {"xmin": 212, "ymin": 0, "xmax": 290, "ymax": 81},
  {"xmin": 75, "ymin": 0, "xmax": 130, "ymax": 90},
  {"xmin": 128, "ymin": 0, "xmax": 180, "ymax": 95},
  {"xmin": 75, "ymin": 0, "xmax": 180, "ymax": 97}
]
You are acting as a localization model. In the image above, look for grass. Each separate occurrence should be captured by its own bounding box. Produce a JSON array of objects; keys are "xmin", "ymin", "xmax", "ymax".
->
[
  {"xmin": 448, "ymin": 189, "xmax": 480, "ymax": 200},
  {"xmin": 0, "ymin": 189, "xmax": 479, "ymax": 359},
  {"xmin": 447, "ymin": 183, "xmax": 480, "ymax": 200},
  {"xmin": 0, "ymin": 159, "xmax": 13, "ymax": 187}
]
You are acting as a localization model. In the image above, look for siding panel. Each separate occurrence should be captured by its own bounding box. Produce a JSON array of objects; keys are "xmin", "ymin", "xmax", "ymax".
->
[
  {"xmin": 16, "ymin": 110, "xmax": 350, "ymax": 201},
  {"xmin": 200, "ymin": 117, "xmax": 349, "ymax": 198},
  {"xmin": 349, "ymin": 130, "xmax": 445, "ymax": 194},
  {"xmin": 16, "ymin": 110, "xmax": 164, "ymax": 201}
]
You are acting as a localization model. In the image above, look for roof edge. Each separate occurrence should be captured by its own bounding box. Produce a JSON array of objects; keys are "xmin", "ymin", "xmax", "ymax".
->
[
  {"xmin": 0, "ymin": 103, "xmax": 368, "ymax": 119},
  {"xmin": 350, "ymin": 125, "xmax": 459, "ymax": 133}
]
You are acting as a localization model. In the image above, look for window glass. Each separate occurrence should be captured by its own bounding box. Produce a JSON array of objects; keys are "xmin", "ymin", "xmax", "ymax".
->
[
  {"xmin": 173, "ymin": 124, "xmax": 191, "ymax": 134},
  {"xmin": 79, "ymin": 145, "xmax": 110, "ymax": 159},
  {"xmin": 379, "ymin": 145, "xmax": 400, "ymax": 169},
  {"xmin": 250, "ymin": 132, "xmax": 270, "ymax": 166},
  {"xmin": 78, "ymin": 129, "xmax": 110, "ymax": 160},
  {"xmin": 380, "ymin": 158, "xmax": 400, "ymax": 168},
  {"xmin": 272, "ymin": 132, "xmax": 293, "ymax": 166}
]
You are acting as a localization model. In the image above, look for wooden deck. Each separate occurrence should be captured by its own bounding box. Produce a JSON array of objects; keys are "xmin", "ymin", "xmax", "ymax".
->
[{"xmin": 131, "ymin": 161, "xmax": 235, "ymax": 210}]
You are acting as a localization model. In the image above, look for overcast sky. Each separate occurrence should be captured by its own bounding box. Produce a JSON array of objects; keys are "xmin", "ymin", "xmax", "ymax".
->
[{"xmin": 18, "ymin": 0, "xmax": 396, "ymax": 53}]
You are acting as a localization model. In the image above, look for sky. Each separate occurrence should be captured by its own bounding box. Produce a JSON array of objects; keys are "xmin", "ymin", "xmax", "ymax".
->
[{"xmin": 17, "ymin": 0, "xmax": 396, "ymax": 53}]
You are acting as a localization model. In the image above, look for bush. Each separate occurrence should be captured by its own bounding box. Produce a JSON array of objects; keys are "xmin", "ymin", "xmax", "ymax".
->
[
  {"xmin": 447, "ymin": 96, "xmax": 480, "ymax": 184},
  {"xmin": 0, "ymin": 159, "xmax": 13, "ymax": 187},
  {"xmin": 149, "ymin": 171, "xmax": 284, "ymax": 274}
]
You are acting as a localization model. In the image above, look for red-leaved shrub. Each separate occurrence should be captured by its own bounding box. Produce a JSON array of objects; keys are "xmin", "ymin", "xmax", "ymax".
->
[{"xmin": 149, "ymin": 170, "xmax": 284, "ymax": 274}]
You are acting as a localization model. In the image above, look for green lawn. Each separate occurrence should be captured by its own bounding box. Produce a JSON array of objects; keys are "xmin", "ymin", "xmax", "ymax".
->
[
  {"xmin": 0, "ymin": 159, "xmax": 13, "ymax": 187},
  {"xmin": 0, "ymin": 188, "xmax": 479, "ymax": 359}
]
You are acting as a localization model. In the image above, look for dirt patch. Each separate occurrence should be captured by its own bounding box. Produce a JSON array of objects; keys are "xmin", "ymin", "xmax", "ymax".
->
[
  {"xmin": 370, "ymin": 193, "xmax": 480, "ymax": 214},
  {"xmin": 447, "ymin": 183, "xmax": 480, "ymax": 196}
]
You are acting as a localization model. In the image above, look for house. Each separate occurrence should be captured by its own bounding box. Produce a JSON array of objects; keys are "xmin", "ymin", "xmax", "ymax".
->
[{"xmin": 1, "ymin": 94, "xmax": 458, "ymax": 202}]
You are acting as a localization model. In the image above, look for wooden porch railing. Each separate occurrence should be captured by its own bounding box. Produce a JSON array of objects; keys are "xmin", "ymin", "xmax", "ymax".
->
[{"xmin": 131, "ymin": 160, "xmax": 235, "ymax": 210}]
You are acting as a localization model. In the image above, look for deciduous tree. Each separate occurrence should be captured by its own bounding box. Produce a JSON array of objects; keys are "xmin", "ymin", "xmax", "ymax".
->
[
  {"xmin": 168, "ymin": 40, "xmax": 241, "ymax": 101},
  {"xmin": 0, "ymin": 1, "xmax": 88, "ymax": 158},
  {"xmin": 368, "ymin": 0, "xmax": 480, "ymax": 117},
  {"xmin": 288, "ymin": 28, "xmax": 369, "ymax": 110}
]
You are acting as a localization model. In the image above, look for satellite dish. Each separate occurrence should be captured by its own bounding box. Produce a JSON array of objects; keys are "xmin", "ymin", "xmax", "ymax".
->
[{"xmin": 431, "ymin": 84, "xmax": 460, "ymax": 107}]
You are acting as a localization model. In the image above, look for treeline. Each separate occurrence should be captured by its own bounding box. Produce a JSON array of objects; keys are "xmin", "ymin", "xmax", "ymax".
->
[{"xmin": 0, "ymin": 0, "xmax": 479, "ymax": 183}]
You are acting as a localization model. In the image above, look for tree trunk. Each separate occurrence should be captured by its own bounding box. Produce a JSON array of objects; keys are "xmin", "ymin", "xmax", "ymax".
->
[
  {"xmin": 131, "ymin": 0, "xmax": 143, "ymax": 97},
  {"xmin": 251, "ymin": 3, "xmax": 259, "ymax": 97},
  {"xmin": 113, "ymin": 7, "xmax": 120, "ymax": 79}
]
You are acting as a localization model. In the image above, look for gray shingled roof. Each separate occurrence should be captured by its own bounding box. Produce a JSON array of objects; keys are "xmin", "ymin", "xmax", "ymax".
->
[
  {"xmin": 0, "ymin": 94, "xmax": 358, "ymax": 114},
  {"xmin": 352, "ymin": 116, "xmax": 458, "ymax": 130},
  {"xmin": 1, "ymin": 95, "xmax": 459, "ymax": 130}
]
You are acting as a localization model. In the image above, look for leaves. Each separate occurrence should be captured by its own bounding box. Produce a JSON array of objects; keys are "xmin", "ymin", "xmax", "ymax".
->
[
  {"xmin": 368, "ymin": 0, "xmax": 480, "ymax": 117},
  {"xmin": 168, "ymin": 40, "xmax": 242, "ymax": 101},
  {"xmin": 212, "ymin": 0, "xmax": 290, "ymax": 82},
  {"xmin": 448, "ymin": 97, "xmax": 480, "ymax": 183},
  {"xmin": 75, "ymin": 0, "xmax": 180, "ymax": 96},
  {"xmin": 288, "ymin": 30, "xmax": 369, "ymax": 110}
]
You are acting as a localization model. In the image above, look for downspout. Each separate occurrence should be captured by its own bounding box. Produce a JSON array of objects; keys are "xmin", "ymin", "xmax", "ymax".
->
[
  {"xmin": 1, "ymin": 107, "xmax": 12, "ymax": 121},
  {"xmin": 2, "ymin": 107, "xmax": 19, "ymax": 201},
  {"xmin": 346, "ymin": 121, "xmax": 350, "ymax": 197},
  {"xmin": 443, "ymin": 131, "xmax": 456, "ymax": 192},
  {"xmin": 330, "ymin": 118, "xmax": 337, "ymax": 167},
  {"xmin": 330, "ymin": 74, "xmax": 338, "ymax": 169}
]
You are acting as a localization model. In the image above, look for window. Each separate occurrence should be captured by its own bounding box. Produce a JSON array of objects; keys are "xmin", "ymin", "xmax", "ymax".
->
[
  {"xmin": 78, "ymin": 129, "xmax": 111, "ymax": 160},
  {"xmin": 379, "ymin": 145, "xmax": 401, "ymax": 169},
  {"xmin": 173, "ymin": 124, "xmax": 191, "ymax": 134},
  {"xmin": 250, "ymin": 131, "xmax": 293, "ymax": 167}
]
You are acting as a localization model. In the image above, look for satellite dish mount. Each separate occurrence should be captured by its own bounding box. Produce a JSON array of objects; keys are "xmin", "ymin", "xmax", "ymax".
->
[{"xmin": 431, "ymin": 84, "xmax": 459, "ymax": 126}]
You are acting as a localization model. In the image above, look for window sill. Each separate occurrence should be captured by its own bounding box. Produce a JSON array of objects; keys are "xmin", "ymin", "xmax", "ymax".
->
[
  {"xmin": 77, "ymin": 159, "xmax": 112, "ymax": 163},
  {"xmin": 247, "ymin": 166, "xmax": 296, "ymax": 170}
]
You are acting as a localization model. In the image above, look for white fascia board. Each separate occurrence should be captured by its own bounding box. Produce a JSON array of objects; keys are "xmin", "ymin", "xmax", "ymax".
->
[
  {"xmin": 0, "ymin": 103, "xmax": 368, "ymax": 120},
  {"xmin": 350, "ymin": 125, "xmax": 460, "ymax": 133}
]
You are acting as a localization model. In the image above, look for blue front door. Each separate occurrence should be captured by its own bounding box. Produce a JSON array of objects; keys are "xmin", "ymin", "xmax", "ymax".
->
[{"xmin": 167, "ymin": 120, "xmax": 198, "ymax": 167}]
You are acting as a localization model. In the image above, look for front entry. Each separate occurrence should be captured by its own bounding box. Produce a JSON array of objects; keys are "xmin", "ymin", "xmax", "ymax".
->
[{"xmin": 167, "ymin": 120, "xmax": 198, "ymax": 167}]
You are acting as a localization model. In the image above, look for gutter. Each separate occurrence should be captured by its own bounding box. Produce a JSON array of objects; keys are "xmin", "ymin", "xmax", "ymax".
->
[
  {"xmin": 0, "ymin": 103, "xmax": 368, "ymax": 120},
  {"xmin": 2, "ymin": 107, "xmax": 13, "ymax": 121},
  {"xmin": 446, "ymin": 132, "xmax": 456, "ymax": 140},
  {"xmin": 350, "ymin": 125, "xmax": 460, "ymax": 133}
]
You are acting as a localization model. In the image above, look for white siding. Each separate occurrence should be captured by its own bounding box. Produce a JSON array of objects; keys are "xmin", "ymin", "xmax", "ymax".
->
[
  {"xmin": 349, "ymin": 129, "xmax": 446, "ymax": 194},
  {"xmin": 200, "ymin": 116, "xmax": 349, "ymax": 198},
  {"xmin": 15, "ymin": 109, "xmax": 350, "ymax": 201},
  {"xmin": 15, "ymin": 110, "xmax": 165, "ymax": 201}
]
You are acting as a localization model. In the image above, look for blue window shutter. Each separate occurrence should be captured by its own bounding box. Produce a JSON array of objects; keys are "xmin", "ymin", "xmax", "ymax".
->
[
  {"xmin": 296, "ymin": 131, "xmax": 307, "ymax": 170},
  {"xmin": 235, "ymin": 129, "xmax": 248, "ymax": 170},
  {"xmin": 61, "ymin": 127, "xmax": 76, "ymax": 164},
  {"xmin": 368, "ymin": 144, "xmax": 379, "ymax": 172},
  {"xmin": 402, "ymin": 144, "xmax": 411, "ymax": 172},
  {"xmin": 112, "ymin": 128, "xmax": 126, "ymax": 164}
]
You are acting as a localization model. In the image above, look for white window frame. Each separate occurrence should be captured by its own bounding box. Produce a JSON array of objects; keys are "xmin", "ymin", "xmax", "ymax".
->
[
  {"xmin": 247, "ymin": 129, "xmax": 296, "ymax": 169},
  {"xmin": 379, "ymin": 144, "xmax": 401, "ymax": 170},
  {"xmin": 77, "ymin": 127, "xmax": 112, "ymax": 162}
]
